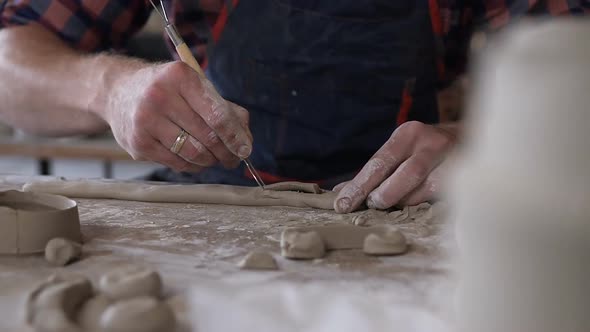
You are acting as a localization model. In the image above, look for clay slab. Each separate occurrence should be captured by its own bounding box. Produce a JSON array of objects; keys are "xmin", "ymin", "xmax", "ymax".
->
[{"xmin": 0, "ymin": 190, "xmax": 81, "ymax": 254}]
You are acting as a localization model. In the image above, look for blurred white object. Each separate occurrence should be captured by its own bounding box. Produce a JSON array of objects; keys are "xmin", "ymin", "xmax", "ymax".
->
[
  {"xmin": 0, "ymin": 121, "xmax": 12, "ymax": 136},
  {"xmin": 450, "ymin": 19, "xmax": 590, "ymax": 332},
  {"xmin": 188, "ymin": 281, "xmax": 450, "ymax": 332}
]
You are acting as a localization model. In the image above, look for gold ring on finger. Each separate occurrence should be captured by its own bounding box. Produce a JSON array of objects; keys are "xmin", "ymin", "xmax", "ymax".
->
[{"xmin": 170, "ymin": 129, "xmax": 189, "ymax": 154}]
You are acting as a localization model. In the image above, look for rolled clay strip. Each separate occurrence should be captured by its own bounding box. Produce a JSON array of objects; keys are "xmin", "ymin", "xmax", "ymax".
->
[
  {"xmin": 363, "ymin": 225, "xmax": 408, "ymax": 256},
  {"xmin": 264, "ymin": 181, "xmax": 322, "ymax": 194},
  {"xmin": 98, "ymin": 265, "xmax": 162, "ymax": 301},
  {"xmin": 99, "ymin": 296, "xmax": 176, "ymax": 332},
  {"xmin": 26, "ymin": 274, "xmax": 92, "ymax": 329},
  {"xmin": 280, "ymin": 229, "xmax": 325, "ymax": 259},
  {"xmin": 238, "ymin": 251, "xmax": 278, "ymax": 270},
  {"xmin": 288, "ymin": 224, "xmax": 397, "ymax": 250},
  {"xmin": 45, "ymin": 238, "xmax": 82, "ymax": 267},
  {"xmin": 351, "ymin": 214, "xmax": 370, "ymax": 226},
  {"xmin": 76, "ymin": 294, "xmax": 112, "ymax": 331},
  {"xmin": 22, "ymin": 179, "xmax": 336, "ymax": 210}
]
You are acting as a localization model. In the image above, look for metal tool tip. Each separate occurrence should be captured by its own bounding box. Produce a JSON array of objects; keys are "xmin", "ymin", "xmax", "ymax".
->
[
  {"xmin": 148, "ymin": 0, "xmax": 162, "ymax": 18},
  {"xmin": 159, "ymin": 0, "xmax": 169, "ymax": 22},
  {"xmin": 148, "ymin": 0, "xmax": 169, "ymax": 23},
  {"xmin": 243, "ymin": 158, "xmax": 266, "ymax": 189}
]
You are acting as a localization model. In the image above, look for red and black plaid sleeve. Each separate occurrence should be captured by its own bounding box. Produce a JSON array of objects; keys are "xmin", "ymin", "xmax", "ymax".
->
[
  {"xmin": 0, "ymin": 0, "xmax": 152, "ymax": 52},
  {"xmin": 434, "ymin": 0, "xmax": 589, "ymax": 87},
  {"xmin": 163, "ymin": 0, "xmax": 224, "ymax": 66},
  {"xmin": 473, "ymin": 0, "xmax": 588, "ymax": 30}
]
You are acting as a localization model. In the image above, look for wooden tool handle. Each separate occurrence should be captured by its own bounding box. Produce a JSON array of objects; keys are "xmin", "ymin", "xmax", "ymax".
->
[{"xmin": 176, "ymin": 42, "xmax": 205, "ymax": 78}]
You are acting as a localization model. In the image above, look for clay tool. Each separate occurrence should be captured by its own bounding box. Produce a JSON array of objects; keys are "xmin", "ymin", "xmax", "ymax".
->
[
  {"xmin": 149, "ymin": 0, "xmax": 265, "ymax": 189},
  {"xmin": 243, "ymin": 158, "xmax": 266, "ymax": 188}
]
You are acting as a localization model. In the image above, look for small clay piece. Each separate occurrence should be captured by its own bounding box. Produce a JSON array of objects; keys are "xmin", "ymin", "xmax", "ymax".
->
[
  {"xmin": 351, "ymin": 214, "xmax": 370, "ymax": 226},
  {"xmin": 288, "ymin": 225, "xmax": 395, "ymax": 250},
  {"xmin": 32, "ymin": 308, "xmax": 81, "ymax": 332},
  {"xmin": 26, "ymin": 274, "xmax": 92, "ymax": 330},
  {"xmin": 408, "ymin": 202, "xmax": 432, "ymax": 221},
  {"xmin": 26, "ymin": 276, "xmax": 61, "ymax": 323},
  {"xmin": 98, "ymin": 265, "xmax": 162, "ymax": 301},
  {"xmin": 363, "ymin": 225, "xmax": 408, "ymax": 256},
  {"xmin": 99, "ymin": 296, "xmax": 176, "ymax": 332},
  {"xmin": 45, "ymin": 238, "xmax": 82, "ymax": 266},
  {"xmin": 165, "ymin": 295, "xmax": 189, "ymax": 331},
  {"xmin": 280, "ymin": 229, "xmax": 325, "ymax": 259},
  {"xmin": 33, "ymin": 276, "xmax": 92, "ymax": 319},
  {"xmin": 238, "ymin": 251, "xmax": 278, "ymax": 270},
  {"xmin": 389, "ymin": 206, "xmax": 410, "ymax": 223},
  {"xmin": 76, "ymin": 294, "xmax": 111, "ymax": 330}
]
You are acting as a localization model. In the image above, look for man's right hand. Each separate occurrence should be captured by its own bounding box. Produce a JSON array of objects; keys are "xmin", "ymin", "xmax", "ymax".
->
[
  {"xmin": 100, "ymin": 61, "xmax": 253, "ymax": 173},
  {"xmin": 0, "ymin": 24, "xmax": 251, "ymax": 163}
]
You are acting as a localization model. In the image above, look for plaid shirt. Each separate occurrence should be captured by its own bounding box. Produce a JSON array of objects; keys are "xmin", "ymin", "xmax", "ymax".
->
[{"xmin": 1, "ymin": 0, "xmax": 588, "ymax": 86}]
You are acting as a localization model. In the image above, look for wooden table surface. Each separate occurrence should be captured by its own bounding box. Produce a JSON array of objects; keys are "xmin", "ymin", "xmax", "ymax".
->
[{"xmin": 0, "ymin": 175, "xmax": 454, "ymax": 332}]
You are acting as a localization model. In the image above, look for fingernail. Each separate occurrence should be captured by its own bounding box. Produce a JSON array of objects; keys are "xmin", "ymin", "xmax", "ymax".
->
[
  {"xmin": 336, "ymin": 197, "xmax": 352, "ymax": 213},
  {"xmin": 238, "ymin": 145, "xmax": 251, "ymax": 158}
]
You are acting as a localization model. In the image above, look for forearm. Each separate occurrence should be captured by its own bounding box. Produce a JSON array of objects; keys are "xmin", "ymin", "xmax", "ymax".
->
[{"xmin": 0, "ymin": 24, "xmax": 149, "ymax": 136}]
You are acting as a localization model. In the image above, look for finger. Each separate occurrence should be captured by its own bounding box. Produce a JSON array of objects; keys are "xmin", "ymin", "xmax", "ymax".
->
[
  {"xmin": 201, "ymin": 128, "xmax": 241, "ymax": 169},
  {"xmin": 185, "ymin": 136, "xmax": 218, "ymax": 167},
  {"xmin": 231, "ymin": 103, "xmax": 253, "ymax": 142},
  {"xmin": 366, "ymin": 150, "xmax": 439, "ymax": 210},
  {"xmin": 153, "ymin": 142, "xmax": 204, "ymax": 173},
  {"xmin": 334, "ymin": 132, "xmax": 413, "ymax": 213},
  {"xmin": 399, "ymin": 160, "xmax": 448, "ymax": 206},
  {"xmin": 398, "ymin": 181, "xmax": 434, "ymax": 207},
  {"xmin": 164, "ymin": 91, "xmax": 240, "ymax": 168},
  {"xmin": 141, "ymin": 131, "xmax": 203, "ymax": 173},
  {"xmin": 332, "ymin": 181, "xmax": 350, "ymax": 193},
  {"xmin": 181, "ymin": 75, "xmax": 253, "ymax": 159},
  {"xmin": 153, "ymin": 119, "xmax": 217, "ymax": 167}
]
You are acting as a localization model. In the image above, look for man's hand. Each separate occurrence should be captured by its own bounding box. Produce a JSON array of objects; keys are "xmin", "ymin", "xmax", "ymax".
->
[
  {"xmin": 333, "ymin": 121, "xmax": 458, "ymax": 213},
  {"xmin": 102, "ymin": 61, "xmax": 253, "ymax": 173},
  {"xmin": 0, "ymin": 24, "xmax": 252, "ymax": 164}
]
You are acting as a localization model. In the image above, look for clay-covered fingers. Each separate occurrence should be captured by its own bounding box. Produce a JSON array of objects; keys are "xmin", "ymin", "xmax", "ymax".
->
[
  {"xmin": 398, "ymin": 159, "xmax": 449, "ymax": 206},
  {"xmin": 334, "ymin": 129, "xmax": 413, "ymax": 213},
  {"xmin": 105, "ymin": 61, "xmax": 254, "ymax": 172},
  {"xmin": 332, "ymin": 181, "xmax": 350, "ymax": 193},
  {"xmin": 333, "ymin": 121, "xmax": 456, "ymax": 213},
  {"xmin": 151, "ymin": 142, "xmax": 204, "ymax": 173},
  {"xmin": 398, "ymin": 180, "xmax": 434, "ymax": 207},
  {"xmin": 179, "ymin": 70, "xmax": 253, "ymax": 159},
  {"xmin": 155, "ymin": 119, "xmax": 217, "ymax": 167},
  {"xmin": 366, "ymin": 150, "xmax": 440, "ymax": 209},
  {"xmin": 164, "ymin": 92, "xmax": 240, "ymax": 168},
  {"xmin": 128, "ymin": 129, "xmax": 202, "ymax": 173},
  {"xmin": 232, "ymin": 103, "xmax": 253, "ymax": 143}
]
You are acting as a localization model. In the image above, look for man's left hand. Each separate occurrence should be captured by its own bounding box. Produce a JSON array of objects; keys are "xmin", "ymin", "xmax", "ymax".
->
[{"xmin": 333, "ymin": 121, "xmax": 458, "ymax": 213}]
